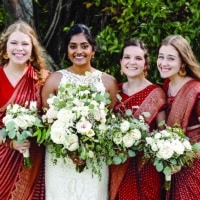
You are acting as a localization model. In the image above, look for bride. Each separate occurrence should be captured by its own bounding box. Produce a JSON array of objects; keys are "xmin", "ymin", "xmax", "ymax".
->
[{"xmin": 41, "ymin": 24, "xmax": 118, "ymax": 200}]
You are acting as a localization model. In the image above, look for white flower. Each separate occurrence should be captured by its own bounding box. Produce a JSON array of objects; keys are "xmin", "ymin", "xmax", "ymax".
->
[
  {"xmin": 160, "ymin": 130, "xmax": 170, "ymax": 137},
  {"xmin": 15, "ymin": 116, "xmax": 29, "ymax": 130},
  {"xmin": 130, "ymin": 129, "xmax": 141, "ymax": 140},
  {"xmin": 29, "ymin": 101, "xmax": 37, "ymax": 110},
  {"xmin": 154, "ymin": 132, "xmax": 161, "ymax": 139},
  {"xmin": 76, "ymin": 120, "xmax": 92, "ymax": 134},
  {"xmin": 171, "ymin": 139, "xmax": 185, "ymax": 155},
  {"xmin": 113, "ymin": 132, "xmax": 123, "ymax": 144},
  {"xmin": 183, "ymin": 140, "xmax": 192, "ymax": 150},
  {"xmin": 145, "ymin": 137, "xmax": 154, "ymax": 145},
  {"xmin": 151, "ymin": 143, "xmax": 159, "ymax": 151},
  {"xmin": 44, "ymin": 107, "xmax": 58, "ymax": 123},
  {"xmin": 157, "ymin": 141, "xmax": 174, "ymax": 160},
  {"xmin": 86, "ymin": 129, "xmax": 95, "ymax": 137},
  {"xmin": 120, "ymin": 120, "xmax": 130, "ymax": 133},
  {"xmin": 2, "ymin": 114, "xmax": 13, "ymax": 125},
  {"xmin": 64, "ymin": 134, "xmax": 79, "ymax": 151},
  {"xmin": 50, "ymin": 122, "xmax": 66, "ymax": 144},
  {"xmin": 57, "ymin": 108, "xmax": 74, "ymax": 122},
  {"xmin": 123, "ymin": 132, "xmax": 135, "ymax": 148}
]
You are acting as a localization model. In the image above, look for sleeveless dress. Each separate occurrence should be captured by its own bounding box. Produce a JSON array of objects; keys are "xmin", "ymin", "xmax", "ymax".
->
[{"xmin": 45, "ymin": 70, "xmax": 109, "ymax": 200}]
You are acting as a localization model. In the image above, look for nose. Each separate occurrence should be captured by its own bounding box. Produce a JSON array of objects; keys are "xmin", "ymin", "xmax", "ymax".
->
[
  {"xmin": 15, "ymin": 44, "xmax": 24, "ymax": 51},
  {"xmin": 130, "ymin": 58, "xmax": 136, "ymax": 64},
  {"xmin": 75, "ymin": 46, "xmax": 82, "ymax": 54},
  {"xmin": 158, "ymin": 58, "xmax": 168, "ymax": 66}
]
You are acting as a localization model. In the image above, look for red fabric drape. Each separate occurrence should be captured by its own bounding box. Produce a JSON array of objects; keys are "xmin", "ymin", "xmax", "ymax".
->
[
  {"xmin": 0, "ymin": 66, "xmax": 45, "ymax": 200},
  {"xmin": 164, "ymin": 80, "xmax": 200, "ymax": 200},
  {"xmin": 109, "ymin": 84, "xmax": 166, "ymax": 200}
]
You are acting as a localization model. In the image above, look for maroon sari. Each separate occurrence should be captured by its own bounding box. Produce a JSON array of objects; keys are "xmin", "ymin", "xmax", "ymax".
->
[
  {"xmin": 0, "ymin": 66, "xmax": 46, "ymax": 200},
  {"xmin": 164, "ymin": 79, "xmax": 200, "ymax": 200},
  {"xmin": 109, "ymin": 84, "xmax": 166, "ymax": 200}
]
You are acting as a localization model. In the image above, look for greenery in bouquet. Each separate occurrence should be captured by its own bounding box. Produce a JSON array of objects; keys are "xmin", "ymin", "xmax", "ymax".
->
[
  {"xmin": 41, "ymin": 75, "xmax": 112, "ymax": 178},
  {"xmin": 105, "ymin": 108, "xmax": 149, "ymax": 166},
  {"xmin": 1, "ymin": 101, "xmax": 43, "ymax": 167},
  {"xmin": 143, "ymin": 125, "xmax": 200, "ymax": 190}
]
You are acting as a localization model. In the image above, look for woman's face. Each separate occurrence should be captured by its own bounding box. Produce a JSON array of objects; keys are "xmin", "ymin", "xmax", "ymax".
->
[
  {"xmin": 67, "ymin": 33, "xmax": 95, "ymax": 67},
  {"xmin": 120, "ymin": 45, "xmax": 146, "ymax": 78},
  {"xmin": 6, "ymin": 31, "xmax": 32, "ymax": 65},
  {"xmin": 157, "ymin": 45, "xmax": 182, "ymax": 79}
]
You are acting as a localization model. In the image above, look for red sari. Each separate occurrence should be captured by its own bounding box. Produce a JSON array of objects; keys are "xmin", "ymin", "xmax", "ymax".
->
[
  {"xmin": 109, "ymin": 84, "xmax": 166, "ymax": 200},
  {"xmin": 0, "ymin": 66, "xmax": 46, "ymax": 200},
  {"xmin": 164, "ymin": 79, "xmax": 200, "ymax": 200}
]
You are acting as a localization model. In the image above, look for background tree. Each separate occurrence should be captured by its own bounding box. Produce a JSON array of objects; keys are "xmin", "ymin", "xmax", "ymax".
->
[{"xmin": 0, "ymin": 0, "xmax": 200, "ymax": 83}]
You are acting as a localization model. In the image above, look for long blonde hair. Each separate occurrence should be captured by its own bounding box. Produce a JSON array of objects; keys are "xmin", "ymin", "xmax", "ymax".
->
[{"xmin": 158, "ymin": 35, "xmax": 200, "ymax": 80}]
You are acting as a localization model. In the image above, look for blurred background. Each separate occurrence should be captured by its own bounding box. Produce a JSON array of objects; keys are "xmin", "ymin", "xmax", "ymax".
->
[{"xmin": 0, "ymin": 0, "xmax": 200, "ymax": 84}]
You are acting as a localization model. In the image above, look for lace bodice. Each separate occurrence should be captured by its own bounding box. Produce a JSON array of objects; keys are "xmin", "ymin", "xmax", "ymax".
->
[{"xmin": 59, "ymin": 70, "xmax": 105, "ymax": 93}]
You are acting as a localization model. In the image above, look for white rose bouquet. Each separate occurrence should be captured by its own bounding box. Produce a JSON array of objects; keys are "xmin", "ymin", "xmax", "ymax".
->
[
  {"xmin": 143, "ymin": 125, "xmax": 200, "ymax": 190},
  {"xmin": 42, "ymin": 79, "xmax": 112, "ymax": 178},
  {"xmin": 105, "ymin": 109, "xmax": 149, "ymax": 165},
  {"xmin": 1, "ymin": 101, "xmax": 42, "ymax": 167}
]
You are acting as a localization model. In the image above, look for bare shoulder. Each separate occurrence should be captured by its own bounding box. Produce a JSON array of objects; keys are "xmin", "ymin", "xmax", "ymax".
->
[
  {"xmin": 42, "ymin": 71, "xmax": 62, "ymax": 107},
  {"xmin": 101, "ymin": 72, "xmax": 118, "ymax": 108},
  {"xmin": 101, "ymin": 72, "xmax": 117, "ymax": 89},
  {"xmin": 43, "ymin": 71, "xmax": 62, "ymax": 91}
]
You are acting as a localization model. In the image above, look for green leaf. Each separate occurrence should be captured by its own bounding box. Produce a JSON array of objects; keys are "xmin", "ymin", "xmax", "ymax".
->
[
  {"xmin": 155, "ymin": 161, "xmax": 164, "ymax": 172},
  {"xmin": 112, "ymin": 156, "xmax": 123, "ymax": 165}
]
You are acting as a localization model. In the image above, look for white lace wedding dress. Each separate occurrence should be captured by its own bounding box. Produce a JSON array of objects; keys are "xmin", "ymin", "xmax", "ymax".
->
[{"xmin": 45, "ymin": 70, "xmax": 109, "ymax": 200}]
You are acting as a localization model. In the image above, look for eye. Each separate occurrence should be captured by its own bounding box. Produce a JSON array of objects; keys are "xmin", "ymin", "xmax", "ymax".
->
[
  {"xmin": 69, "ymin": 44, "xmax": 76, "ymax": 49},
  {"xmin": 157, "ymin": 55, "xmax": 164, "ymax": 59},
  {"xmin": 22, "ymin": 42, "xmax": 30, "ymax": 46},
  {"xmin": 123, "ymin": 56, "xmax": 130, "ymax": 59},
  {"xmin": 10, "ymin": 41, "xmax": 17, "ymax": 45},
  {"xmin": 82, "ymin": 44, "xmax": 89, "ymax": 49},
  {"xmin": 136, "ymin": 56, "xmax": 143, "ymax": 60},
  {"xmin": 167, "ymin": 57, "xmax": 175, "ymax": 61}
]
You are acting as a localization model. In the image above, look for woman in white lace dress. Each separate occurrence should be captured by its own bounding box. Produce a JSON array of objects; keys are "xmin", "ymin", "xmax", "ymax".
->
[{"xmin": 41, "ymin": 24, "xmax": 118, "ymax": 200}]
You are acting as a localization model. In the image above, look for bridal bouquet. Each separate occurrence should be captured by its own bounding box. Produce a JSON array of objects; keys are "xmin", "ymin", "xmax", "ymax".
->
[
  {"xmin": 42, "ymin": 78, "xmax": 112, "ymax": 178},
  {"xmin": 105, "ymin": 109, "xmax": 149, "ymax": 165},
  {"xmin": 143, "ymin": 125, "xmax": 200, "ymax": 190},
  {"xmin": 1, "ymin": 101, "xmax": 42, "ymax": 167}
]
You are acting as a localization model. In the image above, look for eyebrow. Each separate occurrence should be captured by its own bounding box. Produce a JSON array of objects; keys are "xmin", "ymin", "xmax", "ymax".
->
[
  {"xmin": 69, "ymin": 42, "xmax": 89, "ymax": 44},
  {"xmin": 158, "ymin": 53, "xmax": 177, "ymax": 57}
]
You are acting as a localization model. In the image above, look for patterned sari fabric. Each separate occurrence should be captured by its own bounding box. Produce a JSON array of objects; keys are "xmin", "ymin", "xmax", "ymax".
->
[
  {"xmin": 109, "ymin": 84, "xmax": 166, "ymax": 200},
  {"xmin": 164, "ymin": 79, "xmax": 200, "ymax": 200},
  {"xmin": 0, "ymin": 66, "xmax": 45, "ymax": 200}
]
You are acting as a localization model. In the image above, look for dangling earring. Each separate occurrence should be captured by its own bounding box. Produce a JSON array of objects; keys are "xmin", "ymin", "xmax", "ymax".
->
[
  {"xmin": 3, "ymin": 53, "xmax": 8, "ymax": 59},
  {"xmin": 143, "ymin": 68, "xmax": 148, "ymax": 77},
  {"xmin": 120, "ymin": 70, "xmax": 124, "ymax": 76},
  {"xmin": 29, "ymin": 56, "xmax": 34, "ymax": 62},
  {"xmin": 178, "ymin": 65, "xmax": 187, "ymax": 77}
]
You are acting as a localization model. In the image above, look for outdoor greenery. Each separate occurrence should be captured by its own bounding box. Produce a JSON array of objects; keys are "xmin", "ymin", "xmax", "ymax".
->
[{"xmin": 0, "ymin": 0, "xmax": 200, "ymax": 84}]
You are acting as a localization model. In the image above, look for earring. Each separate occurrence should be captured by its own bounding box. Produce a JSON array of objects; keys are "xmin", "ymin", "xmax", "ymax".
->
[
  {"xmin": 29, "ymin": 56, "xmax": 34, "ymax": 62},
  {"xmin": 143, "ymin": 68, "xmax": 148, "ymax": 77},
  {"xmin": 178, "ymin": 65, "xmax": 187, "ymax": 77},
  {"xmin": 3, "ymin": 53, "xmax": 8, "ymax": 59},
  {"xmin": 120, "ymin": 70, "xmax": 124, "ymax": 75}
]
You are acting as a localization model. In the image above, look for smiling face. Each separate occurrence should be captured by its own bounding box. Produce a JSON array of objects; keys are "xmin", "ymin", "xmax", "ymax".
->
[
  {"xmin": 120, "ymin": 45, "xmax": 146, "ymax": 78},
  {"xmin": 157, "ymin": 45, "xmax": 182, "ymax": 79},
  {"xmin": 6, "ymin": 31, "xmax": 32, "ymax": 66},
  {"xmin": 67, "ymin": 33, "xmax": 95, "ymax": 67}
]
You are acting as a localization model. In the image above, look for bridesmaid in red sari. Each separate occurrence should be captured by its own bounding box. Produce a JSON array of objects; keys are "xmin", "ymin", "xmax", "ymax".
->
[
  {"xmin": 109, "ymin": 40, "xmax": 166, "ymax": 200},
  {"xmin": 157, "ymin": 35, "xmax": 200, "ymax": 200},
  {"xmin": 0, "ymin": 20, "xmax": 49, "ymax": 200}
]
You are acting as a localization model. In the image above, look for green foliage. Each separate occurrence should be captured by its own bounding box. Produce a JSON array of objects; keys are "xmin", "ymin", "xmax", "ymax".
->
[{"xmin": 87, "ymin": 0, "xmax": 200, "ymax": 83}]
